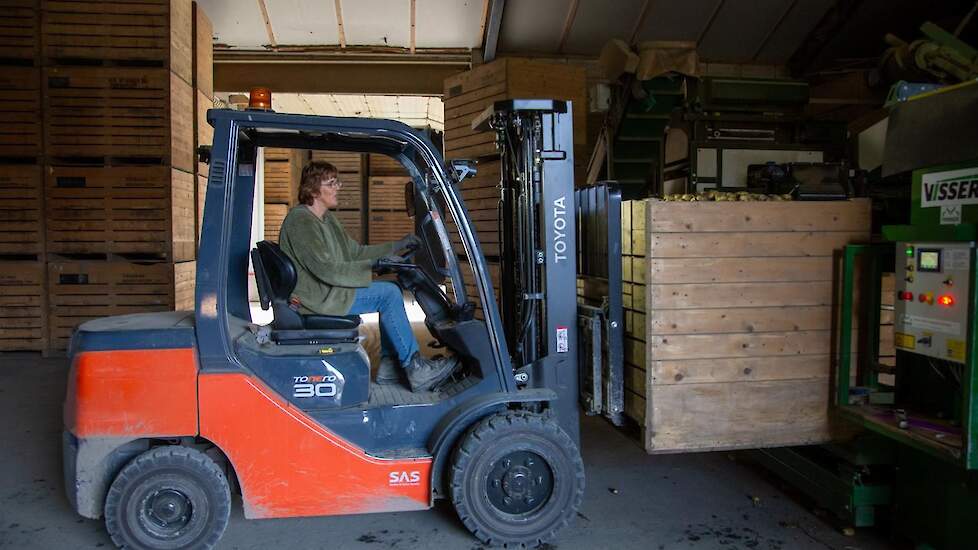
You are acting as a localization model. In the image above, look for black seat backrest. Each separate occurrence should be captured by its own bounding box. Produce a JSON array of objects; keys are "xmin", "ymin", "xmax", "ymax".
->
[{"xmin": 252, "ymin": 240, "xmax": 304, "ymax": 330}]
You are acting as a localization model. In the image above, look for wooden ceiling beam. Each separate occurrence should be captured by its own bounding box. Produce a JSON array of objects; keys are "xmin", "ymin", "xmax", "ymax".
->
[
  {"xmin": 334, "ymin": 0, "xmax": 347, "ymax": 48},
  {"xmin": 629, "ymin": 0, "xmax": 652, "ymax": 46},
  {"xmin": 256, "ymin": 0, "xmax": 277, "ymax": 49},
  {"xmin": 410, "ymin": 0, "xmax": 416, "ymax": 54},
  {"xmin": 696, "ymin": 0, "xmax": 724, "ymax": 46},
  {"xmin": 557, "ymin": 0, "xmax": 580, "ymax": 53},
  {"xmin": 214, "ymin": 62, "xmax": 463, "ymax": 95}
]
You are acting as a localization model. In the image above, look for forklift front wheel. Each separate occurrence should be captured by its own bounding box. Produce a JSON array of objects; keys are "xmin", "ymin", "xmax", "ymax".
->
[
  {"xmin": 104, "ymin": 445, "xmax": 231, "ymax": 550},
  {"xmin": 450, "ymin": 411, "xmax": 585, "ymax": 548}
]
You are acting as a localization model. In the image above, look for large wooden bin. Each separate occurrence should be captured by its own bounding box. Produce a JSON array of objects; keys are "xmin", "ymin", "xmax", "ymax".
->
[{"xmin": 621, "ymin": 198, "xmax": 872, "ymax": 453}]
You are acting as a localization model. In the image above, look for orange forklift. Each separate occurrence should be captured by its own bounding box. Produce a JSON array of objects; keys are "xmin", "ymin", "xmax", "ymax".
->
[{"xmin": 63, "ymin": 92, "xmax": 625, "ymax": 549}]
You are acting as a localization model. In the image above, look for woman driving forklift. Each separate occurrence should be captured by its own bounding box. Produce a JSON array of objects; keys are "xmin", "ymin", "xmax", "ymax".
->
[{"xmin": 278, "ymin": 160, "xmax": 459, "ymax": 392}]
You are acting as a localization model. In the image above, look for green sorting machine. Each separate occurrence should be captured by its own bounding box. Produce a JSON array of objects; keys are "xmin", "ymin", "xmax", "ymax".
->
[{"xmin": 758, "ymin": 80, "xmax": 978, "ymax": 549}]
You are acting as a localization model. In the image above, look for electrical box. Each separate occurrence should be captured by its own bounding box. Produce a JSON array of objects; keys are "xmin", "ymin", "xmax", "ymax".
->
[{"xmin": 894, "ymin": 241, "xmax": 974, "ymax": 364}]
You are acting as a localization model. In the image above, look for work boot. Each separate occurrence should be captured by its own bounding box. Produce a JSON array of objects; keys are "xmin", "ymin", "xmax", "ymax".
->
[
  {"xmin": 375, "ymin": 356, "xmax": 402, "ymax": 385},
  {"xmin": 406, "ymin": 353, "xmax": 458, "ymax": 393}
]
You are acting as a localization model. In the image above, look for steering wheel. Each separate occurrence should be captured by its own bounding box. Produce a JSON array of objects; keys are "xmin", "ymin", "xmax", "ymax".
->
[{"xmin": 373, "ymin": 242, "xmax": 420, "ymax": 274}]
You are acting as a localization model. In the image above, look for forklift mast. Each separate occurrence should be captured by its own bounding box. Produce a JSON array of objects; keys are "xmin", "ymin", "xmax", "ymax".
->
[{"xmin": 474, "ymin": 100, "xmax": 581, "ymax": 444}]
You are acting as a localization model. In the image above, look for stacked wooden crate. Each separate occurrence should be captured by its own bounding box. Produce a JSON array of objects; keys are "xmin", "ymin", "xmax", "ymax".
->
[
  {"xmin": 0, "ymin": 1, "xmax": 45, "ymax": 351},
  {"xmin": 262, "ymin": 147, "xmax": 304, "ymax": 242},
  {"xmin": 619, "ymin": 198, "xmax": 873, "ymax": 453},
  {"xmin": 441, "ymin": 58, "xmax": 587, "ymax": 317},
  {"xmin": 312, "ymin": 150, "xmax": 364, "ymax": 241},
  {"xmin": 36, "ymin": 0, "xmax": 202, "ymax": 352},
  {"xmin": 366, "ymin": 154, "xmax": 413, "ymax": 245},
  {"xmin": 193, "ymin": 1, "xmax": 213, "ymax": 244}
]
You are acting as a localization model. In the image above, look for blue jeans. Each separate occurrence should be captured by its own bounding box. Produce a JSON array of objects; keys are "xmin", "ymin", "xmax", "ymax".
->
[{"xmin": 347, "ymin": 281, "xmax": 419, "ymax": 367}]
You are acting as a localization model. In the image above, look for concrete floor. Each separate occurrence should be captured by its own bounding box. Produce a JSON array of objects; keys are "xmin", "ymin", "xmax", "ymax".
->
[{"xmin": 0, "ymin": 353, "xmax": 896, "ymax": 550}]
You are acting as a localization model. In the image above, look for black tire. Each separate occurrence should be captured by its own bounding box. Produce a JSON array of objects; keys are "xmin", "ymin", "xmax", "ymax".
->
[
  {"xmin": 104, "ymin": 446, "xmax": 231, "ymax": 550},
  {"xmin": 450, "ymin": 411, "xmax": 585, "ymax": 548}
]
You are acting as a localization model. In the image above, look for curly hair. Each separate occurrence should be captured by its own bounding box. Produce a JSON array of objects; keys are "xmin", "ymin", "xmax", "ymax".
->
[{"xmin": 298, "ymin": 161, "xmax": 338, "ymax": 205}]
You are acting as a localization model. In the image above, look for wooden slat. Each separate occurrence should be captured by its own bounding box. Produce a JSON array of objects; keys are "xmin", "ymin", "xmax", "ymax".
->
[
  {"xmin": 649, "ymin": 281, "xmax": 833, "ymax": 309},
  {"xmin": 647, "ymin": 199, "xmax": 872, "ymax": 232},
  {"xmin": 649, "ymin": 330, "xmax": 831, "ymax": 361},
  {"xmin": 649, "ymin": 256, "xmax": 834, "ymax": 284},
  {"xmin": 646, "ymin": 378, "xmax": 832, "ymax": 452},
  {"xmin": 649, "ymin": 231, "xmax": 868, "ymax": 258},
  {"xmin": 649, "ymin": 305, "xmax": 832, "ymax": 335},
  {"xmin": 0, "ymin": 67, "xmax": 41, "ymax": 156}
]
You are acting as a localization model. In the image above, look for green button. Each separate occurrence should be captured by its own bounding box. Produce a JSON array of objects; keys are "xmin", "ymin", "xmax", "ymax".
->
[{"xmin": 905, "ymin": 246, "xmax": 914, "ymax": 257}]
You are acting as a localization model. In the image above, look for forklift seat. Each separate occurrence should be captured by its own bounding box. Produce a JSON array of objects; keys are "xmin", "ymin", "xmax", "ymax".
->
[{"xmin": 251, "ymin": 241, "xmax": 361, "ymax": 344}]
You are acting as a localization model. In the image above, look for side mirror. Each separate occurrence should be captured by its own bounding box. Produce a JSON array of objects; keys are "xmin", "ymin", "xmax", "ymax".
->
[
  {"xmin": 404, "ymin": 180, "xmax": 416, "ymax": 218},
  {"xmin": 451, "ymin": 159, "xmax": 478, "ymax": 182}
]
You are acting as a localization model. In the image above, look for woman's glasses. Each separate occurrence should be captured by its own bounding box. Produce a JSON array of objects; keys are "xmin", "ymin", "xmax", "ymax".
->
[{"xmin": 321, "ymin": 177, "xmax": 343, "ymax": 190}]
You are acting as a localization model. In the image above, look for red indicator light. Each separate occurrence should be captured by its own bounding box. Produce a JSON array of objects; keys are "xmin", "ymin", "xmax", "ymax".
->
[
  {"xmin": 938, "ymin": 295, "xmax": 954, "ymax": 307},
  {"xmin": 919, "ymin": 293, "xmax": 927, "ymax": 303},
  {"xmin": 901, "ymin": 291, "xmax": 914, "ymax": 301}
]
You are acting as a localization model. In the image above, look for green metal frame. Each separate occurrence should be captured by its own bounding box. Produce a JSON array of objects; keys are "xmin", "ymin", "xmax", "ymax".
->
[{"xmin": 837, "ymin": 239, "xmax": 978, "ymax": 470}]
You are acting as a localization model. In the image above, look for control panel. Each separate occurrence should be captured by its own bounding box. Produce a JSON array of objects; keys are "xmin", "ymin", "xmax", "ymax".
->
[{"xmin": 894, "ymin": 242, "xmax": 974, "ymax": 364}]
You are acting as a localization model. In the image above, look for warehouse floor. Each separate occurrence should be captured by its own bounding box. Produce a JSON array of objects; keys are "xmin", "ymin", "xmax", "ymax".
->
[{"xmin": 0, "ymin": 354, "xmax": 897, "ymax": 550}]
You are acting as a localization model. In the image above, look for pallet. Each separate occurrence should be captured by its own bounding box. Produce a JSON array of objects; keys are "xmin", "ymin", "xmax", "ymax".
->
[
  {"xmin": 0, "ymin": 261, "xmax": 47, "ymax": 351},
  {"xmin": 40, "ymin": 0, "xmax": 193, "ymax": 84},
  {"xmin": 0, "ymin": 0, "xmax": 40, "ymax": 65},
  {"xmin": 0, "ymin": 66, "xmax": 42, "ymax": 157},
  {"xmin": 45, "ymin": 165, "xmax": 195, "ymax": 261},
  {"xmin": 43, "ymin": 66, "xmax": 194, "ymax": 172},
  {"xmin": 368, "ymin": 176, "xmax": 411, "ymax": 211},
  {"xmin": 0, "ymin": 164, "xmax": 43, "ymax": 257},
  {"xmin": 442, "ymin": 58, "xmax": 587, "ymax": 182},
  {"xmin": 47, "ymin": 259, "xmax": 186, "ymax": 351},
  {"xmin": 617, "ymin": 198, "xmax": 872, "ymax": 454}
]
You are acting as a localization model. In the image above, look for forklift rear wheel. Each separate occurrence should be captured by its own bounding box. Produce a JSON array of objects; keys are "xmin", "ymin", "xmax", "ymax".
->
[
  {"xmin": 450, "ymin": 412, "xmax": 585, "ymax": 548},
  {"xmin": 104, "ymin": 446, "xmax": 231, "ymax": 550}
]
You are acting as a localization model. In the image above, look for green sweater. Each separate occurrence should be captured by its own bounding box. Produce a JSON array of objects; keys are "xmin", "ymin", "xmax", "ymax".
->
[{"xmin": 278, "ymin": 206, "xmax": 394, "ymax": 315}]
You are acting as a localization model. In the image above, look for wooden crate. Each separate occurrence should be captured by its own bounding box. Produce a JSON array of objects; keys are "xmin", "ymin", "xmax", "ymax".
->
[
  {"xmin": 173, "ymin": 260, "xmax": 195, "ymax": 311},
  {"xmin": 0, "ymin": 66, "xmax": 42, "ymax": 157},
  {"xmin": 0, "ymin": 261, "xmax": 47, "ymax": 351},
  {"xmin": 47, "ymin": 260, "xmax": 183, "ymax": 351},
  {"xmin": 334, "ymin": 210, "xmax": 363, "ymax": 242},
  {"xmin": 264, "ymin": 161, "xmax": 299, "ymax": 205},
  {"xmin": 264, "ymin": 204, "xmax": 288, "ymax": 243},
  {"xmin": 41, "ymin": 0, "xmax": 193, "ymax": 84},
  {"xmin": 43, "ymin": 67, "xmax": 194, "ymax": 171},
  {"xmin": 312, "ymin": 150, "xmax": 362, "ymax": 173},
  {"xmin": 367, "ymin": 211, "xmax": 413, "ymax": 245},
  {"xmin": 443, "ymin": 58, "xmax": 587, "ymax": 181},
  {"xmin": 195, "ymin": 89, "xmax": 212, "ymax": 177},
  {"xmin": 368, "ymin": 176, "xmax": 410, "ymax": 211},
  {"xmin": 0, "ymin": 0, "xmax": 40, "ymax": 64},
  {"xmin": 192, "ymin": 0, "xmax": 213, "ymax": 98},
  {"xmin": 45, "ymin": 166, "xmax": 195, "ymax": 261},
  {"xmin": 368, "ymin": 154, "xmax": 408, "ymax": 177},
  {"xmin": 196, "ymin": 173, "xmax": 206, "ymax": 244},
  {"xmin": 621, "ymin": 198, "xmax": 872, "ymax": 453},
  {"xmin": 0, "ymin": 164, "xmax": 43, "ymax": 257}
]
